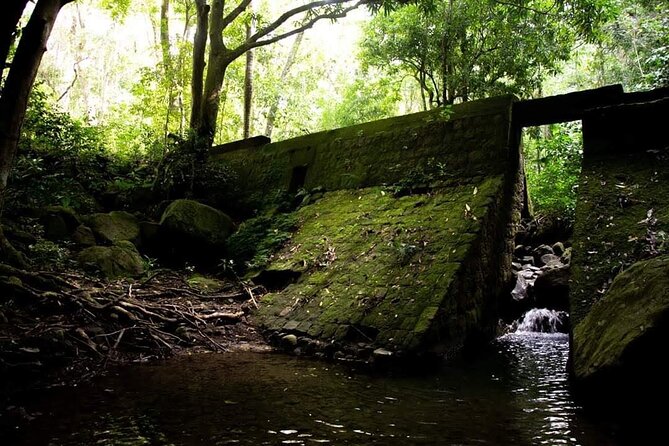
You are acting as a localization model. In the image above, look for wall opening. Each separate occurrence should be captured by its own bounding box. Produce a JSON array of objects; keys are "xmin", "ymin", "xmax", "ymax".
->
[
  {"xmin": 288, "ymin": 165, "xmax": 308, "ymax": 193},
  {"xmin": 522, "ymin": 121, "xmax": 583, "ymax": 236},
  {"xmin": 503, "ymin": 121, "xmax": 583, "ymax": 336}
]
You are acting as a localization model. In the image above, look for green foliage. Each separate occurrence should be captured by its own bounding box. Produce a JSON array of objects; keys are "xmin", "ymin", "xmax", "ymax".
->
[
  {"xmin": 10, "ymin": 87, "xmax": 156, "ymax": 214},
  {"xmin": 97, "ymin": 0, "xmax": 132, "ymax": 20},
  {"xmin": 524, "ymin": 123, "xmax": 583, "ymax": 221},
  {"xmin": 152, "ymin": 134, "xmax": 240, "ymax": 212},
  {"xmin": 544, "ymin": 0, "xmax": 668, "ymax": 93},
  {"xmin": 12, "ymin": 87, "xmax": 107, "ymax": 212},
  {"xmin": 319, "ymin": 71, "xmax": 401, "ymax": 129},
  {"xmin": 599, "ymin": 0, "xmax": 669, "ymax": 88},
  {"xmin": 29, "ymin": 239, "xmax": 72, "ymax": 270},
  {"xmin": 226, "ymin": 213, "xmax": 299, "ymax": 271},
  {"xmin": 393, "ymin": 156, "xmax": 453, "ymax": 195},
  {"xmin": 361, "ymin": 0, "xmax": 608, "ymax": 106}
]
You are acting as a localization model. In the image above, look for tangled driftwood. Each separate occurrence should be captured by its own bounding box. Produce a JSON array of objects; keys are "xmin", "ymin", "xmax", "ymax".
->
[{"xmin": 0, "ymin": 266, "xmax": 264, "ymax": 381}]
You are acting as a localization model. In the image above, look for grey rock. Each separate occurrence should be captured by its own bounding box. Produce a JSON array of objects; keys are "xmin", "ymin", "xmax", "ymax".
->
[{"xmin": 540, "ymin": 253, "xmax": 562, "ymax": 267}]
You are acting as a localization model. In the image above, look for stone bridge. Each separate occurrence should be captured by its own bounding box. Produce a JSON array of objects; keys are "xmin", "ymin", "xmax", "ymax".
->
[{"xmin": 212, "ymin": 85, "xmax": 669, "ymax": 363}]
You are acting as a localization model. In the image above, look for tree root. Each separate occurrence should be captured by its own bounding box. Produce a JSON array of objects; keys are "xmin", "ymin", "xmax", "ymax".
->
[{"xmin": 0, "ymin": 265, "xmax": 265, "ymax": 385}]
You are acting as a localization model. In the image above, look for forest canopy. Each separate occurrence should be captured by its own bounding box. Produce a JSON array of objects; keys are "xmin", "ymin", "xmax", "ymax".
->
[{"xmin": 0, "ymin": 0, "xmax": 667, "ymax": 227}]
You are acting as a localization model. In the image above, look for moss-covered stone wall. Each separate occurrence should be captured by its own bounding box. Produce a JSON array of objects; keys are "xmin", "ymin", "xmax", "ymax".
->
[
  {"xmin": 214, "ymin": 96, "xmax": 522, "ymax": 359},
  {"xmin": 571, "ymin": 97, "xmax": 669, "ymax": 329},
  {"xmin": 213, "ymin": 96, "xmax": 516, "ymax": 197}
]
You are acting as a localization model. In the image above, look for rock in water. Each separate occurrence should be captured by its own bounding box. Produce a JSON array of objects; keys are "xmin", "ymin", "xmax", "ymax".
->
[
  {"xmin": 534, "ymin": 265, "xmax": 570, "ymax": 311},
  {"xmin": 159, "ymin": 199, "xmax": 233, "ymax": 262},
  {"xmin": 78, "ymin": 241, "xmax": 145, "ymax": 278},
  {"xmin": 572, "ymin": 255, "xmax": 669, "ymax": 386}
]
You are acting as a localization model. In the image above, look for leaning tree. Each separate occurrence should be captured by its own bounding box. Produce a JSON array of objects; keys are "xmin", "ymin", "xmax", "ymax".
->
[{"xmin": 0, "ymin": 0, "xmax": 75, "ymax": 266}]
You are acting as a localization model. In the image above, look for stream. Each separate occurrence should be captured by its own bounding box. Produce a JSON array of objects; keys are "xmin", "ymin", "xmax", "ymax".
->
[{"xmin": 2, "ymin": 330, "xmax": 624, "ymax": 445}]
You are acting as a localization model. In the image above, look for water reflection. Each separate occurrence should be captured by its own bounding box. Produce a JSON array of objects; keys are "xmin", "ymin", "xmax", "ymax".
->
[{"xmin": 4, "ymin": 334, "xmax": 618, "ymax": 445}]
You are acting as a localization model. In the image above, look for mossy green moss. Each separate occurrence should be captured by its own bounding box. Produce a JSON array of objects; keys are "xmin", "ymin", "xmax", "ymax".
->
[
  {"xmin": 160, "ymin": 199, "xmax": 233, "ymax": 246},
  {"xmin": 84, "ymin": 211, "xmax": 140, "ymax": 245},
  {"xmin": 570, "ymin": 150, "xmax": 669, "ymax": 325},
  {"xmin": 78, "ymin": 240, "xmax": 144, "ymax": 278},
  {"xmin": 256, "ymin": 178, "xmax": 506, "ymax": 351},
  {"xmin": 573, "ymin": 255, "xmax": 669, "ymax": 380}
]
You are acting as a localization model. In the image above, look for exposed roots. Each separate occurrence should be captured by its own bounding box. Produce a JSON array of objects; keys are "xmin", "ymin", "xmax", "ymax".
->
[{"xmin": 0, "ymin": 267, "xmax": 267, "ymax": 388}]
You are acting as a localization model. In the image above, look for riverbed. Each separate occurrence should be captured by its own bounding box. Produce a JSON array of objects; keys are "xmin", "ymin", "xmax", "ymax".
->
[{"xmin": 3, "ymin": 333, "xmax": 621, "ymax": 445}]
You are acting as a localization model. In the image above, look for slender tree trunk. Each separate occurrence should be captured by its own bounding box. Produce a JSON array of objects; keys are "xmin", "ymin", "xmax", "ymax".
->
[
  {"xmin": 0, "ymin": 0, "xmax": 73, "ymax": 266},
  {"xmin": 160, "ymin": 0, "xmax": 175, "ymax": 143},
  {"xmin": 190, "ymin": 0, "xmax": 209, "ymax": 132},
  {"xmin": 242, "ymin": 1, "xmax": 255, "ymax": 139},
  {"xmin": 160, "ymin": 0, "xmax": 171, "ymax": 71},
  {"xmin": 0, "ymin": 0, "xmax": 30, "ymax": 80},
  {"xmin": 264, "ymin": 32, "xmax": 303, "ymax": 138},
  {"xmin": 199, "ymin": 0, "xmax": 230, "ymax": 144}
]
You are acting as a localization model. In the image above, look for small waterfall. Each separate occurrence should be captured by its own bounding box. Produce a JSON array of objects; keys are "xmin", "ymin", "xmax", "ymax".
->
[{"xmin": 516, "ymin": 308, "xmax": 569, "ymax": 333}]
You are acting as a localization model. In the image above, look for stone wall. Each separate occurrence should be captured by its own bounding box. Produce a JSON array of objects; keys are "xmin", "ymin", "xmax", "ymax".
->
[
  {"xmin": 214, "ymin": 96, "xmax": 523, "ymax": 360},
  {"xmin": 212, "ymin": 96, "xmax": 516, "ymax": 197},
  {"xmin": 570, "ymin": 96, "xmax": 669, "ymax": 327}
]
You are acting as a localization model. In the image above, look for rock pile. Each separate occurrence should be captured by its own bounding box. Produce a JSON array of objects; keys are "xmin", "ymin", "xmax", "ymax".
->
[
  {"xmin": 37, "ymin": 199, "xmax": 234, "ymax": 278},
  {"xmin": 510, "ymin": 241, "xmax": 571, "ymax": 314}
]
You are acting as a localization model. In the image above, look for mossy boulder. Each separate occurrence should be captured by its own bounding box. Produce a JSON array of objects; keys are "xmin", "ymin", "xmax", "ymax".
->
[
  {"xmin": 187, "ymin": 274, "xmax": 226, "ymax": 293},
  {"xmin": 78, "ymin": 241, "xmax": 145, "ymax": 278},
  {"xmin": 71, "ymin": 224, "xmax": 96, "ymax": 247},
  {"xmin": 40, "ymin": 206, "xmax": 81, "ymax": 240},
  {"xmin": 159, "ymin": 199, "xmax": 233, "ymax": 261},
  {"xmin": 573, "ymin": 255, "xmax": 669, "ymax": 383},
  {"xmin": 84, "ymin": 211, "xmax": 140, "ymax": 245}
]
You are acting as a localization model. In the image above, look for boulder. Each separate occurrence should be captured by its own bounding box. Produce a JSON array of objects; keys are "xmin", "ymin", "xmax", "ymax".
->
[
  {"xmin": 539, "ymin": 253, "xmax": 562, "ymax": 267},
  {"xmin": 84, "ymin": 211, "xmax": 140, "ymax": 245},
  {"xmin": 78, "ymin": 241, "xmax": 145, "ymax": 278},
  {"xmin": 560, "ymin": 247, "xmax": 572, "ymax": 264},
  {"xmin": 511, "ymin": 274, "xmax": 530, "ymax": 301},
  {"xmin": 159, "ymin": 199, "xmax": 233, "ymax": 261},
  {"xmin": 572, "ymin": 255, "xmax": 669, "ymax": 385},
  {"xmin": 552, "ymin": 241, "xmax": 565, "ymax": 256},
  {"xmin": 139, "ymin": 221, "xmax": 162, "ymax": 254},
  {"xmin": 533, "ymin": 265, "xmax": 570, "ymax": 310},
  {"xmin": 532, "ymin": 244, "xmax": 554, "ymax": 265},
  {"xmin": 71, "ymin": 225, "xmax": 96, "ymax": 247},
  {"xmin": 40, "ymin": 206, "xmax": 80, "ymax": 240}
]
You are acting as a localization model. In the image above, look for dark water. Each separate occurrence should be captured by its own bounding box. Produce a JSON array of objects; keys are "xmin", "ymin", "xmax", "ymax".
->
[{"xmin": 3, "ymin": 333, "xmax": 620, "ymax": 445}]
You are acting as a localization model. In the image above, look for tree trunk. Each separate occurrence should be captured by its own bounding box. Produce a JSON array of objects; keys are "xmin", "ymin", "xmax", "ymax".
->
[
  {"xmin": 0, "ymin": 0, "xmax": 30, "ymax": 79},
  {"xmin": 189, "ymin": 0, "xmax": 209, "ymax": 132},
  {"xmin": 1, "ymin": 0, "xmax": 73, "ymax": 206},
  {"xmin": 0, "ymin": 0, "xmax": 72, "ymax": 266},
  {"xmin": 199, "ymin": 0, "xmax": 231, "ymax": 144},
  {"xmin": 160, "ymin": 0, "xmax": 171, "ymax": 71},
  {"xmin": 242, "ymin": 1, "xmax": 255, "ymax": 139},
  {"xmin": 160, "ymin": 0, "xmax": 177, "ymax": 143},
  {"xmin": 264, "ymin": 32, "xmax": 303, "ymax": 138}
]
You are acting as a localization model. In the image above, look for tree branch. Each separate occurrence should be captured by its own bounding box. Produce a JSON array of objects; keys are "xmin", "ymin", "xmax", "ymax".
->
[
  {"xmin": 492, "ymin": 0, "xmax": 558, "ymax": 16},
  {"xmin": 249, "ymin": 0, "xmax": 367, "ymax": 45},
  {"xmin": 238, "ymin": 0, "xmax": 369, "ymax": 56},
  {"xmin": 221, "ymin": 0, "xmax": 252, "ymax": 29}
]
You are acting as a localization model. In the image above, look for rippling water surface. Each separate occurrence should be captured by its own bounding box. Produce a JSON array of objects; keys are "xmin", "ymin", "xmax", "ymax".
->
[{"xmin": 4, "ymin": 333, "xmax": 619, "ymax": 445}]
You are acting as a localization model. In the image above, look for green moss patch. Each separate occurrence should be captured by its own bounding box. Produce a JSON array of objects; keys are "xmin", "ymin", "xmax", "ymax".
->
[
  {"xmin": 256, "ymin": 177, "xmax": 505, "ymax": 352},
  {"xmin": 573, "ymin": 255, "xmax": 669, "ymax": 381},
  {"xmin": 570, "ymin": 150, "xmax": 669, "ymax": 325}
]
